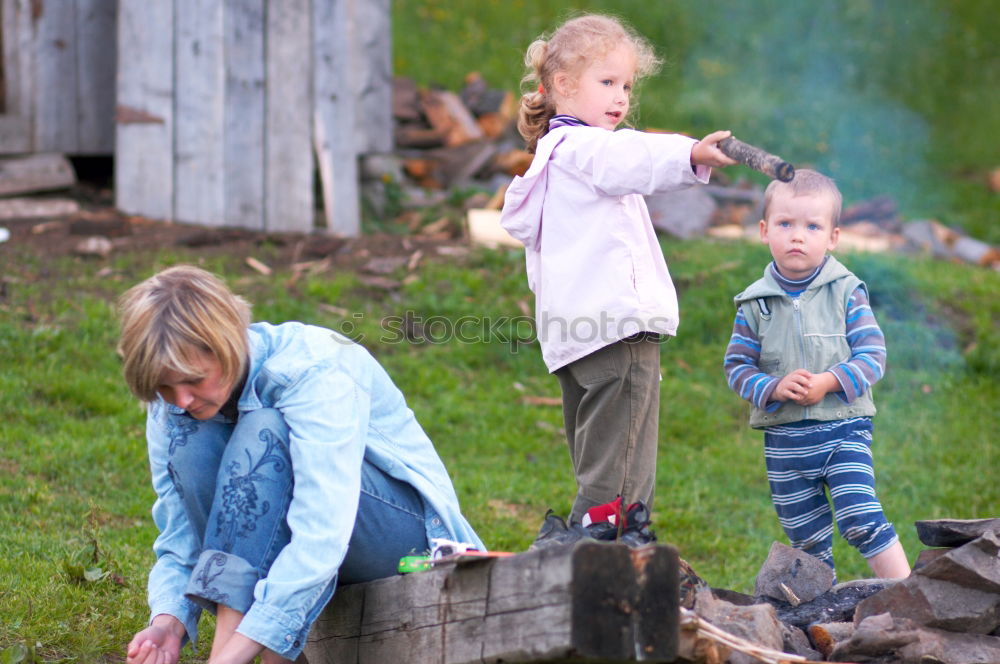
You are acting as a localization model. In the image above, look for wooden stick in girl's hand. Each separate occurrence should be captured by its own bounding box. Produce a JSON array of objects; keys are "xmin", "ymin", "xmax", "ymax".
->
[{"xmin": 718, "ymin": 137, "xmax": 796, "ymax": 182}]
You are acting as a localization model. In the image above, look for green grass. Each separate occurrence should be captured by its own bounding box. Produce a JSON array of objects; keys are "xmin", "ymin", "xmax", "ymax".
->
[
  {"xmin": 2, "ymin": 238, "xmax": 998, "ymax": 661},
  {"xmin": 2, "ymin": 1, "xmax": 999, "ymax": 660}
]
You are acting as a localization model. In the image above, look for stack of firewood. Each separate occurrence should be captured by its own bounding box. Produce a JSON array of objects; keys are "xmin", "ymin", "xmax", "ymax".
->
[{"xmin": 392, "ymin": 74, "xmax": 532, "ymax": 192}]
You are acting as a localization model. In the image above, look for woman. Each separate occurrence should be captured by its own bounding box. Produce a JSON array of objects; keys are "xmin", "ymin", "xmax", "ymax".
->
[{"xmin": 118, "ymin": 265, "xmax": 483, "ymax": 664}]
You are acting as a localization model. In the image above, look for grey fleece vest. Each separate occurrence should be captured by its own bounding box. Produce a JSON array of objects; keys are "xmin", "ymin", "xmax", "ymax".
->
[{"xmin": 735, "ymin": 256, "xmax": 877, "ymax": 428}]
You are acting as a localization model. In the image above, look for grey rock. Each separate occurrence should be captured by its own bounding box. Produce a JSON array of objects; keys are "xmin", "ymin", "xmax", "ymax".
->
[
  {"xmin": 915, "ymin": 518, "xmax": 1000, "ymax": 548},
  {"xmin": 833, "ymin": 613, "xmax": 1000, "ymax": 664},
  {"xmin": 917, "ymin": 531, "xmax": 1000, "ymax": 593},
  {"xmin": 753, "ymin": 541, "xmax": 834, "ymax": 605},
  {"xmin": 855, "ymin": 575, "xmax": 1000, "ymax": 634},
  {"xmin": 645, "ymin": 186, "xmax": 717, "ymax": 239},
  {"xmin": 695, "ymin": 588, "xmax": 784, "ymax": 664},
  {"xmin": 779, "ymin": 622, "xmax": 822, "ymax": 660},
  {"xmin": 913, "ymin": 547, "xmax": 951, "ymax": 571}
]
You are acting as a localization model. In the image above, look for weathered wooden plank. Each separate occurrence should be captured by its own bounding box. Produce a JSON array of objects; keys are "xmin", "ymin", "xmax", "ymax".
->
[
  {"xmin": 264, "ymin": 0, "xmax": 312, "ymax": 232},
  {"xmin": 115, "ymin": 0, "xmax": 174, "ymax": 220},
  {"xmin": 223, "ymin": 0, "xmax": 265, "ymax": 230},
  {"xmin": 306, "ymin": 542, "xmax": 680, "ymax": 664},
  {"xmin": 351, "ymin": 0, "xmax": 391, "ymax": 155},
  {"xmin": 0, "ymin": 196, "xmax": 78, "ymax": 219},
  {"xmin": 5, "ymin": 0, "xmax": 36, "ymax": 148},
  {"xmin": 0, "ymin": 114, "xmax": 31, "ymax": 154},
  {"xmin": 33, "ymin": 0, "xmax": 78, "ymax": 152},
  {"xmin": 312, "ymin": 0, "xmax": 359, "ymax": 236},
  {"xmin": 75, "ymin": 0, "xmax": 117, "ymax": 154},
  {"xmin": 1, "ymin": 0, "xmax": 26, "ymax": 119},
  {"xmin": 174, "ymin": 0, "xmax": 225, "ymax": 226},
  {"xmin": 0, "ymin": 153, "xmax": 75, "ymax": 195}
]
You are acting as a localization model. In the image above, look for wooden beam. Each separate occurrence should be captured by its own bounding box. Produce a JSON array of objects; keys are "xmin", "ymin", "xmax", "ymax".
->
[
  {"xmin": 305, "ymin": 541, "xmax": 679, "ymax": 664},
  {"xmin": 0, "ymin": 153, "xmax": 75, "ymax": 196}
]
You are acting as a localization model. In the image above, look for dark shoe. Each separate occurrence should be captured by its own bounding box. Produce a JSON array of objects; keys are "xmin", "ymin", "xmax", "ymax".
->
[
  {"xmin": 530, "ymin": 509, "xmax": 589, "ymax": 550},
  {"xmin": 582, "ymin": 498, "xmax": 657, "ymax": 548}
]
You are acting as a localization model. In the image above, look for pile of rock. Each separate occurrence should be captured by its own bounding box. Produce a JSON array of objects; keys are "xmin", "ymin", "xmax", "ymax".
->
[{"xmin": 680, "ymin": 518, "xmax": 1000, "ymax": 663}]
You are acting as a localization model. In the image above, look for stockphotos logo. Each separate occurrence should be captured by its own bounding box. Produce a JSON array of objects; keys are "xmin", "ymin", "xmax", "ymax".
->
[{"xmin": 332, "ymin": 312, "xmax": 669, "ymax": 350}]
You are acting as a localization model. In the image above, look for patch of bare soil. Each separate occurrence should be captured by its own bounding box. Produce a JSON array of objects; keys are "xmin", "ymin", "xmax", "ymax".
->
[{"xmin": 0, "ymin": 179, "xmax": 470, "ymax": 292}]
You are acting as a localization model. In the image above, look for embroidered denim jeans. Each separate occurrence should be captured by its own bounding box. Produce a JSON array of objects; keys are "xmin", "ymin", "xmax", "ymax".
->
[{"xmin": 167, "ymin": 408, "xmax": 429, "ymax": 627}]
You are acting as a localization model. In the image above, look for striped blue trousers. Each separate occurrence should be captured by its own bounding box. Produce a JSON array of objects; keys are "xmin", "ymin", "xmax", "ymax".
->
[{"xmin": 764, "ymin": 417, "xmax": 898, "ymax": 572}]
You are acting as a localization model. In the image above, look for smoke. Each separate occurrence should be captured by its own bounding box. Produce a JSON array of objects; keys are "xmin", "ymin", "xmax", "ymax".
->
[{"xmin": 672, "ymin": 0, "xmax": 945, "ymax": 213}]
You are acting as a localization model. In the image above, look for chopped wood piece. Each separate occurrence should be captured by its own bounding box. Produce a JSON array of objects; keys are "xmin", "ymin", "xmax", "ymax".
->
[
  {"xmin": 395, "ymin": 124, "xmax": 447, "ymax": 149},
  {"xmin": 420, "ymin": 89, "xmax": 483, "ymax": 147},
  {"xmin": 0, "ymin": 197, "xmax": 80, "ymax": 220},
  {"xmin": 74, "ymin": 236, "xmax": 113, "ymax": 258},
  {"xmin": 392, "ymin": 77, "xmax": 422, "ymax": 122},
  {"xmin": 0, "ymin": 154, "xmax": 76, "ymax": 196},
  {"xmin": 467, "ymin": 209, "xmax": 521, "ymax": 249},
  {"xmin": 807, "ymin": 622, "xmax": 854, "ymax": 658},
  {"xmin": 245, "ymin": 257, "xmax": 272, "ymax": 275},
  {"xmin": 521, "ymin": 395, "xmax": 562, "ymax": 406},
  {"xmin": 494, "ymin": 149, "xmax": 533, "ymax": 177}
]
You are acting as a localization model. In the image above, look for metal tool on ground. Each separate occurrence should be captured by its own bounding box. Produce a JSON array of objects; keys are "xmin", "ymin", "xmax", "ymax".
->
[{"xmin": 718, "ymin": 136, "xmax": 796, "ymax": 182}]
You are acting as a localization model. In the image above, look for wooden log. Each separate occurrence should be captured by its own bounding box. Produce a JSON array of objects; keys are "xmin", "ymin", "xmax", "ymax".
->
[
  {"xmin": 305, "ymin": 541, "xmax": 679, "ymax": 664},
  {"xmin": 0, "ymin": 197, "xmax": 79, "ymax": 220},
  {"xmin": 0, "ymin": 153, "xmax": 76, "ymax": 196},
  {"xmin": 392, "ymin": 77, "xmax": 422, "ymax": 122},
  {"xmin": 807, "ymin": 621, "xmax": 854, "ymax": 658}
]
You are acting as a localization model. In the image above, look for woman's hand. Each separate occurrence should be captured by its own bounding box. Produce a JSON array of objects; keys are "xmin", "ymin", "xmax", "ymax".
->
[
  {"xmin": 126, "ymin": 614, "xmax": 185, "ymax": 664},
  {"xmin": 691, "ymin": 130, "xmax": 738, "ymax": 168}
]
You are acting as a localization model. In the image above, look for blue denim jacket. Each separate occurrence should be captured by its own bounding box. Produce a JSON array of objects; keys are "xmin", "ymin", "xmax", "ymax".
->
[{"xmin": 145, "ymin": 322, "xmax": 484, "ymax": 650}]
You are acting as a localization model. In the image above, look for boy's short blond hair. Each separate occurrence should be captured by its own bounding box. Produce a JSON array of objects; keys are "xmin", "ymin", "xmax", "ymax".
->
[
  {"xmin": 762, "ymin": 168, "xmax": 843, "ymax": 226},
  {"xmin": 117, "ymin": 265, "xmax": 251, "ymax": 402}
]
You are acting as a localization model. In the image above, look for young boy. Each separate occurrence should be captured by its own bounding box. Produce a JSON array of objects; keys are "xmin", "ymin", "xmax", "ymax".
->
[{"xmin": 723, "ymin": 169, "xmax": 910, "ymax": 579}]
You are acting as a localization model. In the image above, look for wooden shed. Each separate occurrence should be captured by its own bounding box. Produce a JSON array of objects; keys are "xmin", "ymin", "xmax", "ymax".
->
[
  {"xmin": 1, "ymin": 0, "xmax": 117, "ymax": 155},
  {"xmin": 2, "ymin": 0, "xmax": 390, "ymax": 236}
]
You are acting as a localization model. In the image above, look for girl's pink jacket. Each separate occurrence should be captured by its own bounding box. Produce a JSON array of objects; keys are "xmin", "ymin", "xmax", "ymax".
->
[{"xmin": 501, "ymin": 125, "xmax": 710, "ymax": 372}]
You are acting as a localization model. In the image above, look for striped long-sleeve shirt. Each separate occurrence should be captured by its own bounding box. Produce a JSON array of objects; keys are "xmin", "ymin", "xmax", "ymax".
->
[{"xmin": 724, "ymin": 262, "xmax": 887, "ymax": 412}]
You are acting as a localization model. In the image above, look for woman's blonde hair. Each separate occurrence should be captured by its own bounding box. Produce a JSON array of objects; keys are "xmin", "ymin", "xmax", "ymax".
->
[
  {"xmin": 517, "ymin": 13, "xmax": 662, "ymax": 152},
  {"xmin": 117, "ymin": 265, "xmax": 252, "ymax": 402}
]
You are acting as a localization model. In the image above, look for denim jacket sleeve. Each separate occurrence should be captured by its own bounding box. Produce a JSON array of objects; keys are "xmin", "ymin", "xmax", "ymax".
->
[{"xmin": 145, "ymin": 400, "xmax": 204, "ymax": 644}]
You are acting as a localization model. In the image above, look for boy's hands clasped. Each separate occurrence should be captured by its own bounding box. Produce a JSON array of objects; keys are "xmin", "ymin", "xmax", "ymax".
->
[
  {"xmin": 773, "ymin": 369, "xmax": 840, "ymax": 406},
  {"xmin": 691, "ymin": 130, "xmax": 739, "ymax": 168}
]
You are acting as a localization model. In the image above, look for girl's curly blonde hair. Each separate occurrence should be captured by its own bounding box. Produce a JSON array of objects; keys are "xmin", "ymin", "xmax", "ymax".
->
[{"xmin": 517, "ymin": 14, "xmax": 661, "ymax": 153}]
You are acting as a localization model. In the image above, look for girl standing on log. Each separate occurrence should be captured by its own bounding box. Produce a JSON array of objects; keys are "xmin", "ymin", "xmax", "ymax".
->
[
  {"xmin": 501, "ymin": 14, "xmax": 736, "ymax": 528},
  {"xmin": 118, "ymin": 265, "xmax": 482, "ymax": 664}
]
